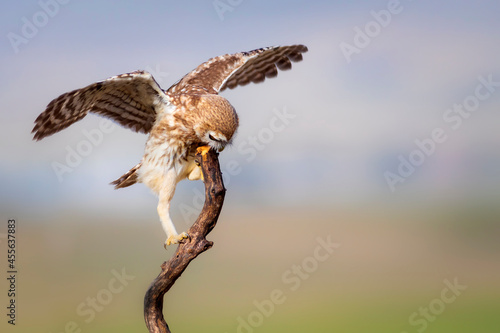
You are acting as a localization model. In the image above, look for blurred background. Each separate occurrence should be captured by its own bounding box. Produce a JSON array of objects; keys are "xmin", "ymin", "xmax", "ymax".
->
[{"xmin": 1, "ymin": 0, "xmax": 499, "ymax": 332}]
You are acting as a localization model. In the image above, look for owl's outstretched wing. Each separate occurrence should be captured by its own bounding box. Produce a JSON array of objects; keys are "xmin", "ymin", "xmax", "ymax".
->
[
  {"xmin": 32, "ymin": 71, "xmax": 168, "ymax": 141},
  {"xmin": 167, "ymin": 44, "xmax": 308, "ymax": 95}
]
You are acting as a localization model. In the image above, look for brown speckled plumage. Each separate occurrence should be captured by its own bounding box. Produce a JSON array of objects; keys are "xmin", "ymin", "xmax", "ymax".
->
[{"xmin": 32, "ymin": 44, "xmax": 308, "ymax": 246}]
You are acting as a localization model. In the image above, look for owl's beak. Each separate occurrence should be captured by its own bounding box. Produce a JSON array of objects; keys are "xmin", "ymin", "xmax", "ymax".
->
[{"xmin": 218, "ymin": 146, "xmax": 225, "ymax": 152}]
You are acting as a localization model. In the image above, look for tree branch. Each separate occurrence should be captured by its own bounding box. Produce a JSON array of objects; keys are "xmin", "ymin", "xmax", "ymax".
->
[{"xmin": 144, "ymin": 146, "xmax": 226, "ymax": 333}]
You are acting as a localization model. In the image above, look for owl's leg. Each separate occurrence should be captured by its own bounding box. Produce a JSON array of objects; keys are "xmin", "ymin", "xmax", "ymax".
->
[
  {"xmin": 158, "ymin": 198, "xmax": 189, "ymax": 247},
  {"xmin": 187, "ymin": 146, "xmax": 211, "ymax": 181},
  {"xmin": 157, "ymin": 173, "xmax": 189, "ymax": 248},
  {"xmin": 187, "ymin": 165, "xmax": 203, "ymax": 181}
]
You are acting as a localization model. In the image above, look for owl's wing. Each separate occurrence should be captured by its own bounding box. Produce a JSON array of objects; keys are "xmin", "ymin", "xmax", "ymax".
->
[
  {"xmin": 32, "ymin": 71, "xmax": 168, "ymax": 141},
  {"xmin": 167, "ymin": 44, "xmax": 308, "ymax": 95}
]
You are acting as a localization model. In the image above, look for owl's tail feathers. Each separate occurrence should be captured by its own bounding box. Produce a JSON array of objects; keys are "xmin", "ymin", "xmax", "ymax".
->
[{"xmin": 111, "ymin": 162, "xmax": 141, "ymax": 189}]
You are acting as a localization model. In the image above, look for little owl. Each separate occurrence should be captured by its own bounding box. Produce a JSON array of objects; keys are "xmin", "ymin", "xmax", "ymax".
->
[{"xmin": 32, "ymin": 44, "xmax": 308, "ymax": 247}]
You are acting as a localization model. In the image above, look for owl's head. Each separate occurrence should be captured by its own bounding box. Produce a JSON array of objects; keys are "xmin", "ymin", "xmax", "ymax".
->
[{"xmin": 195, "ymin": 95, "xmax": 239, "ymax": 152}]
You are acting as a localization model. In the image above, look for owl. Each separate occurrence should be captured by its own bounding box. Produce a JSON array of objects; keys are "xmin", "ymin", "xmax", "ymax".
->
[{"xmin": 32, "ymin": 44, "xmax": 308, "ymax": 247}]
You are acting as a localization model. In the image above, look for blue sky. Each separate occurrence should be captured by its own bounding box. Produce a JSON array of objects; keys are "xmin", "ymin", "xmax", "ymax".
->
[{"xmin": 1, "ymin": 0, "xmax": 500, "ymax": 221}]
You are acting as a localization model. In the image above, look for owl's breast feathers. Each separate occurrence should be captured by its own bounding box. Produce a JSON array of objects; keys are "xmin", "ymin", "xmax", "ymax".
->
[{"xmin": 133, "ymin": 93, "xmax": 234, "ymax": 193}]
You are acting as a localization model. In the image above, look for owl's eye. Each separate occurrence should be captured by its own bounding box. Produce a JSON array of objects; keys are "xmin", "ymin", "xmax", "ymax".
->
[{"xmin": 209, "ymin": 134, "xmax": 221, "ymax": 142}]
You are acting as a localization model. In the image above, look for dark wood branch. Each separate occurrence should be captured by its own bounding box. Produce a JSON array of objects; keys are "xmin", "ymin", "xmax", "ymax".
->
[{"xmin": 144, "ymin": 146, "xmax": 226, "ymax": 333}]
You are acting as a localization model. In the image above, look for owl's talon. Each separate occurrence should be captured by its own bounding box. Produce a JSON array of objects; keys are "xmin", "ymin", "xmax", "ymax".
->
[
  {"xmin": 196, "ymin": 145, "xmax": 211, "ymax": 155},
  {"xmin": 164, "ymin": 232, "xmax": 190, "ymax": 248}
]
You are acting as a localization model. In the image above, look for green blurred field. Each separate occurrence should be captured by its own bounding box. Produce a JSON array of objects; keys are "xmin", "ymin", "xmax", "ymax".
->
[{"xmin": 2, "ymin": 204, "xmax": 499, "ymax": 333}]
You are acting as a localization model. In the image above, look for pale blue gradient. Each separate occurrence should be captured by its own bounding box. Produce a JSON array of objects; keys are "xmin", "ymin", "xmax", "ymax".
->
[{"xmin": 1, "ymin": 0, "xmax": 499, "ymax": 218}]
